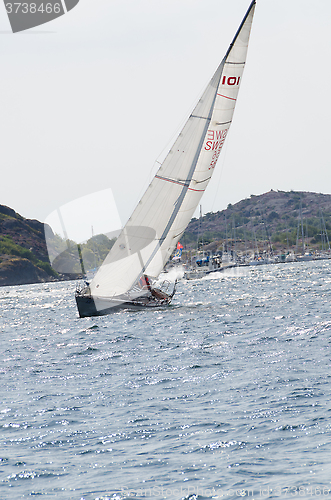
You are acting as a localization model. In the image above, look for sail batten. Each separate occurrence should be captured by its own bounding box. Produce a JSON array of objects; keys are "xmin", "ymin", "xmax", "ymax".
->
[
  {"xmin": 216, "ymin": 120, "xmax": 232, "ymax": 125},
  {"xmin": 191, "ymin": 115, "xmax": 211, "ymax": 121},
  {"xmin": 155, "ymin": 175, "xmax": 190, "ymax": 187},
  {"xmin": 88, "ymin": 1, "xmax": 256, "ymax": 302}
]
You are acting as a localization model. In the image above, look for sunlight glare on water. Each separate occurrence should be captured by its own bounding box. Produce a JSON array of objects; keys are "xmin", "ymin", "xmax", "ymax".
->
[{"xmin": 1, "ymin": 260, "xmax": 331, "ymax": 499}]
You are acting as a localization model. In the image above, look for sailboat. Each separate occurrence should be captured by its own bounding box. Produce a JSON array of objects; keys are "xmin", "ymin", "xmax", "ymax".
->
[{"xmin": 75, "ymin": 0, "xmax": 256, "ymax": 317}]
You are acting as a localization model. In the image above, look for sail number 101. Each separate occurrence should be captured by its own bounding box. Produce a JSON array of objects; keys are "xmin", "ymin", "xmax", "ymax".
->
[
  {"xmin": 5, "ymin": 3, "xmax": 61, "ymax": 13},
  {"xmin": 222, "ymin": 76, "xmax": 241, "ymax": 86}
]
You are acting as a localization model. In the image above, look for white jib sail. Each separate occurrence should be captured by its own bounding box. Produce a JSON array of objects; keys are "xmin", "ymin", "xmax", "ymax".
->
[{"xmin": 90, "ymin": 0, "xmax": 256, "ymax": 300}]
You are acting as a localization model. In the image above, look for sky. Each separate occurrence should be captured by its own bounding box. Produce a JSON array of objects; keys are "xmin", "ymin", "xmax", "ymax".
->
[{"xmin": 1, "ymin": 0, "xmax": 331, "ymax": 227}]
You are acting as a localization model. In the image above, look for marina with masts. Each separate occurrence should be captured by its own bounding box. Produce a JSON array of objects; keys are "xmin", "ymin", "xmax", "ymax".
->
[{"xmin": 175, "ymin": 191, "xmax": 331, "ymax": 278}]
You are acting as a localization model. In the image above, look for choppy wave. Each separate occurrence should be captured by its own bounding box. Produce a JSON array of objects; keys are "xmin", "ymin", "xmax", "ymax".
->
[{"xmin": 1, "ymin": 261, "xmax": 331, "ymax": 499}]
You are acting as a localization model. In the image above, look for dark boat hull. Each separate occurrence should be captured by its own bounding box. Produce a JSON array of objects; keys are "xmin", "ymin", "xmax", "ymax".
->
[{"xmin": 75, "ymin": 292, "xmax": 171, "ymax": 318}]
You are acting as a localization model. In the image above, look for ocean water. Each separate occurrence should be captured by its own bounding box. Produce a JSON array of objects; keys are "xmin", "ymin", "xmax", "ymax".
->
[{"xmin": 1, "ymin": 260, "xmax": 331, "ymax": 500}]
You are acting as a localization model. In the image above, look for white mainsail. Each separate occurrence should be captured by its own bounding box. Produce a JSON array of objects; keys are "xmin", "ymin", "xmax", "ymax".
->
[{"xmin": 90, "ymin": 1, "xmax": 256, "ymax": 301}]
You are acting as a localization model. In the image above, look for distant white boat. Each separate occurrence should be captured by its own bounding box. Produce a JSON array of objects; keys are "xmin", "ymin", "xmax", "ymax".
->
[
  {"xmin": 76, "ymin": 1, "xmax": 256, "ymax": 317},
  {"xmin": 296, "ymin": 252, "xmax": 314, "ymax": 262},
  {"xmin": 285, "ymin": 252, "xmax": 296, "ymax": 262}
]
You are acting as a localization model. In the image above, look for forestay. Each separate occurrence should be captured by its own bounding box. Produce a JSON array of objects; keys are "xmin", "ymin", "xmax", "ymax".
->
[{"xmin": 90, "ymin": 0, "xmax": 256, "ymax": 299}]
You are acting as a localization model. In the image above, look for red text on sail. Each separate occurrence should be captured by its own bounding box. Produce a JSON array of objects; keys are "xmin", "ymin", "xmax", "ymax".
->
[
  {"xmin": 222, "ymin": 76, "xmax": 240, "ymax": 86},
  {"xmin": 204, "ymin": 129, "xmax": 228, "ymax": 170}
]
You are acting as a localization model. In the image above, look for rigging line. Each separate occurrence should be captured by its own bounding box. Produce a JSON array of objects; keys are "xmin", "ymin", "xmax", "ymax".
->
[
  {"xmin": 56, "ymin": 208, "xmax": 70, "ymax": 249},
  {"xmin": 174, "ymin": 229, "xmax": 185, "ymax": 240}
]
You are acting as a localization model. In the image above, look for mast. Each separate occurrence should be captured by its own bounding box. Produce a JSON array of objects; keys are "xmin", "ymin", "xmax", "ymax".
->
[{"xmin": 88, "ymin": 1, "xmax": 256, "ymax": 303}]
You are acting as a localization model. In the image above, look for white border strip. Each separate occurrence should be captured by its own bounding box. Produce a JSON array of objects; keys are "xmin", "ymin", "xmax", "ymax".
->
[{"xmin": 59, "ymin": 0, "xmax": 68, "ymax": 14}]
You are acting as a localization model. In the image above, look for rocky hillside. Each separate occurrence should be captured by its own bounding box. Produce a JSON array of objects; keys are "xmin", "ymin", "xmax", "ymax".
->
[
  {"xmin": 0, "ymin": 204, "xmax": 58, "ymax": 286},
  {"xmin": 2, "ymin": 190, "xmax": 331, "ymax": 286},
  {"xmin": 183, "ymin": 190, "xmax": 331, "ymax": 254}
]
